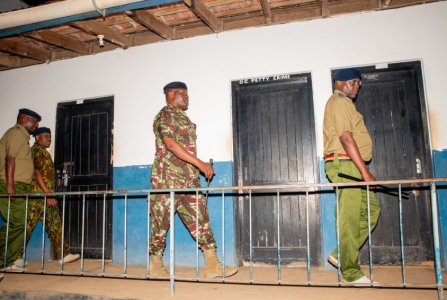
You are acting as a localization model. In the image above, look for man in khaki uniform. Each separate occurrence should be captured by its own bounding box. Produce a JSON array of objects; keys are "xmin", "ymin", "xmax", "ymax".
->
[
  {"xmin": 323, "ymin": 68, "xmax": 381, "ymax": 284},
  {"xmin": 0, "ymin": 108, "xmax": 40, "ymax": 270}
]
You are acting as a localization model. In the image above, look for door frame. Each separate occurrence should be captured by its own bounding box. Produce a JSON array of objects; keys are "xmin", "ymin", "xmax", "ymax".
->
[
  {"xmin": 231, "ymin": 72, "xmax": 321, "ymax": 266},
  {"xmin": 54, "ymin": 96, "xmax": 114, "ymax": 259}
]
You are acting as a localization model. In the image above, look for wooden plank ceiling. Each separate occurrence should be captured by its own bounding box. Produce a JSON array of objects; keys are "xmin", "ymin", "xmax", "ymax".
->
[{"xmin": 0, "ymin": 0, "xmax": 437, "ymax": 71}]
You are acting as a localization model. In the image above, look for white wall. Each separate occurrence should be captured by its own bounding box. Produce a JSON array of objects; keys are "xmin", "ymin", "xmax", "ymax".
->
[{"xmin": 0, "ymin": 1, "xmax": 446, "ymax": 167}]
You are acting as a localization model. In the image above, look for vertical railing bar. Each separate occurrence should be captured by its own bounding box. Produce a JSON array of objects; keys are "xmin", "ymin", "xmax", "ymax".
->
[
  {"xmin": 170, "ymin": 191, "xmax": 175, "ymax": 295},
  {"xmin": 102, "ymin": 193, "xmax": 106, "ymax": 276},
  {"xmin": 124, "ymin": 192, "xmax": 127, "ymax": 275},
  {"xmin": 430, "ymin": 183, "xmax": 444, "ymax": 300},
  {"xmin": 196, "ymin": 190, "xmax": 199, "ymax": 279},
  {"xmin": 277, "ymin": 189, "xmax": 281, "ymax": 282},
  {"xmin": 61, "ymin": 195, "xmax": 66, "ymax": 272},
  {"xmin": 222, "ymin": 190, "xmax": 225, "ymax": 279},
  {"xmin": 150, "ymin": 192, "xmax": 151, "ymax": 277},
  {"xmin": 367, "ymin": 185, "xmax": 373, "ymax": 284},
  {"xmin": 336, "ymin": 187, "xmax": 341, "ymax": 284},
  {"xmin": 306, "ymin": 189, "xmax": 310, "ymax": 284},
  {"xmin": 398, "ymin": 184, "xmax": 406, "ymax": 285},
  {"xmin": 22, "ymin": 195, "xmax": 29, "ymax": 270},
  {"xmin": 81, "ymin": 194, "xmax": 85, "ymax": 274},
  {"xmin": 249, "ymin": 190, "xmax": 253, "ymax": 282},
  {"xmin": 41, "ymin": 195, "xmax": 47, "ymax": 271},
  {"xmin": 3, "ymin": 196, "xmax": 11, "ymax": 269}
]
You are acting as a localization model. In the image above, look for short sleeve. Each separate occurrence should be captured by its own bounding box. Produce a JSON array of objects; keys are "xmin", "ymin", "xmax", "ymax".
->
[
  {"xmin": 5, "ymin": 130, "xmax": 25, "ymax": 158},
  {"xmin": 155, "ymin": 111, "xmax": 175, "ymax": 139},
  {"xmin": 331, "ymin": 99, "xmax": 354, "ymax": 137},
  {"xmin": 32, "ymin": 148, "xmax": 45, "ymax": 171}
]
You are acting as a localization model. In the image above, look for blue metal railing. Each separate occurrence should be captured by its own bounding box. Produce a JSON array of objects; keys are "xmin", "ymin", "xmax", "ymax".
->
[{"xmin": 1, "ymin": 178, "xmax": 446, "ymax": 299}]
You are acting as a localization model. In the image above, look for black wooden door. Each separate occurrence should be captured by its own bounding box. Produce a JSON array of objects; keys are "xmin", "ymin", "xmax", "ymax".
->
[
  {"xmin": 332, "ymin": 61, "xmax": 433, "ymax": 264},
  {"xmin": 55, "ymin": 97, "xmax": 114, "ymax": 259},
  {"xmin": 232, "ymin": 74, "xmax": 321, "ymax": 266}
]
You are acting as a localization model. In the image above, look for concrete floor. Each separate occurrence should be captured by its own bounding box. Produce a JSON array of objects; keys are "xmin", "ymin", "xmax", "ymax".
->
[{"xmin": 0, "ymin": 260, "xmax": 442, "ymax": 299}]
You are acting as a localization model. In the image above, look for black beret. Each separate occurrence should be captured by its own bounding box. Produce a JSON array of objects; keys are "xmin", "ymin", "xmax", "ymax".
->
[
  {"xmin": 163, "ymin": 81, "xmax": 187, "ymax": 92},
  {"xmin": 33, "ymin": 127, "xmax": 51, "ymax": 137},
  {"xmin": 334, "ymin": 68, "xmax": 362, "ymax": 81},
  {"xmin": 19, "ymin": 108, "xmax": 41, "ymax": 122}
]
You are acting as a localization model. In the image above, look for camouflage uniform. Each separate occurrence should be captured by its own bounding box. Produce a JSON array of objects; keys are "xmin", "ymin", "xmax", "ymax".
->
[
  {"xmin": 17, "ymin": 143, "xmax": 70, "ymax": 260},
  {"xmin": 149, "ymin": 104, "xmax": 217, "ymax": 256}
]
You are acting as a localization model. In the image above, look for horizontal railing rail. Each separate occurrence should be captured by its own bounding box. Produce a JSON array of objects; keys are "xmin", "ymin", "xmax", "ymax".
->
[{"xmin": 1, "ymin": 178, "xmax": 446, "ymax": 299}]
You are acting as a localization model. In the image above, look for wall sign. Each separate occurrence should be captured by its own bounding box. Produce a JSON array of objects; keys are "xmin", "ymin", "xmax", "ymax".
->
[{"xmin": 239, "ymin": 74, "xmax": 291, "ymax": 85}]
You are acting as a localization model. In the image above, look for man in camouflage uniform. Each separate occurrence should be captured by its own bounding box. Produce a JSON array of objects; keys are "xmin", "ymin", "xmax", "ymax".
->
[
  {"xmin": 15, "ymin": 127, "xmax": 80, "ymax": 266},
  {"xmin": 149, "ymin": 81, "xmax": 237, "ymax": 279},
  {"xmin": 0, "ymin": 109, "xmax": 40, "ymax": 272}
]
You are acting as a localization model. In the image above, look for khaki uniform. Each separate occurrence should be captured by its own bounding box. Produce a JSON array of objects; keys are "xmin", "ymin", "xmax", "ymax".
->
[
  {"xmin": 323, "ymin": 90, "xmax": 381, "ymax": 282},
  {"xmin": 0, "ymin": 124, "xmax": 33, "ymax": 267}
]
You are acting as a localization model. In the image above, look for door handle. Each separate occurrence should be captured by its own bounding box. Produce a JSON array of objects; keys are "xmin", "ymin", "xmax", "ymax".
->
[
  {"xmin": 62, "ymin": 162, "xmax": 74, "ymax": 186},
  {"xmin": 415, "ymin": 158, "xmax": 422, "ymax": 175}
]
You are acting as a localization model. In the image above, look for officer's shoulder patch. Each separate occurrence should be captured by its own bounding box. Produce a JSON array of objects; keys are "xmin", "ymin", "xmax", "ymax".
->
[
  {"xmin": 337, "ymin": 93, "xmax": 345, "ymax": 98},
  {"xmin": 16, "ymin": 126, "xmax": 19, "ymax": 129}
]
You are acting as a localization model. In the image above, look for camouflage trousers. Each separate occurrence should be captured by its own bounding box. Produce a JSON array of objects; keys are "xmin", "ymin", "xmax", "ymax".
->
[
  {"xmin": 149, "ymin": 191, "xmax": 217, "ymax": 256},
  {"xmin": 17, "ymin": 199, "xmax": 70, "ymax": 260}
]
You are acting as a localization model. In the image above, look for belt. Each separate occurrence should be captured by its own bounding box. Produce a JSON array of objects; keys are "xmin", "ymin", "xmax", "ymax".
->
[{"xmin": 325, "ymin": 153, "xmax": 351, "ymax": 163}]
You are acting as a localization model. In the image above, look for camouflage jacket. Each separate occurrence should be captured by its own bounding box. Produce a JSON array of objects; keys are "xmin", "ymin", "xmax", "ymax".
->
[
  {"xmin": 151, "ymin": 104, "xmax": 199, "ymax": 188},
  {"xmin": 29, "ymin": 143, "xmax": 56, "ymax": 193}
]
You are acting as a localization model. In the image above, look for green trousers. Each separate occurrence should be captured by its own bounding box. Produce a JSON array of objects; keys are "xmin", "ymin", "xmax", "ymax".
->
[
  {"xmin": 0, "ymin": 182, "xmax": 28, "ymax": 268},
  {"xmin": 17, "ymin": 199, "xmax": 70, "ymax": 260},
  {"xmin": 325, "ymin": 156, "xmax": 381, "ymax": 282}
]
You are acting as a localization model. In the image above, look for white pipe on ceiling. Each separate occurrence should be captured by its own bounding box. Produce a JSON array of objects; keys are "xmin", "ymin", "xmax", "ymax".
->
[{"xmin": 0, "ymin": 0, "xmax": 144, "ymax": 30}]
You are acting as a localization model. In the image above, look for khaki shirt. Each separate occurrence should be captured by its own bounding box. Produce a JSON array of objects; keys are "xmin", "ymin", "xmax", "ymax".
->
[
  {"xmin": 323, "ymin": 90, "xmax": 373, "ymax": 161},
  {"xmin": 0, "ymin": 124, "xmax": 34, "ymax": 184}
]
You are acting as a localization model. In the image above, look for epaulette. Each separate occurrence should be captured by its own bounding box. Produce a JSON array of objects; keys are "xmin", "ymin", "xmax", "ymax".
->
[
  {"xmin": 16, "ymin": 126, "xmax": 20, "ymax": 129},
  {"xmin": 337, "ymin": 93, "xmax": 345, "ymax": 98}
]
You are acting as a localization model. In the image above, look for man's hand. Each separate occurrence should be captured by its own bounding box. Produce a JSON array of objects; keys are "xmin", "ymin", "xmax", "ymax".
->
[
  {"xmin": 361, "ymin": 170, "xmax": 376, "ymax": 183},
  {"xmin": 163, "ymin": 137, "xmax": 216, "ymax": 178},
  {"xmin": 198, "ymin": 162, "xmax": 215, "ymax": 179},
  {"xmin": 47, "ymin": 197, "xmax": 58, "ymax": 207},
  {"xmin": 6, "ymin": 185, "xmax": 16, "ymax": 202}
]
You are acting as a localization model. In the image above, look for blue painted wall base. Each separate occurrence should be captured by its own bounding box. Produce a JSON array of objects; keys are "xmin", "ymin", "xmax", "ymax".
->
[
  {"xmin": 113, "ymin": 161, "xmax": 236, "ymax": 267},
  {"xmin": 433, "ymin": 150, "xmax": 447, "ymax": 270}
]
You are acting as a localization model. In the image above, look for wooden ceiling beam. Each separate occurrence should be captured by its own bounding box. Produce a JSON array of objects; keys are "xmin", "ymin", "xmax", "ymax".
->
[
  {"xmin": 72, "ymin": 20, "xmax": 132, "ymax": 49},
  {"xmin": 382, "ymin": 0, "xmax": 393, "ymax": 8},
  {"xmin": 26, "ymin": 30, "xmax": 89, "ymax": 54},
  {"xmin": 125, "ymin": 10, "xmax": 174, "ymax": 40},
  {"xmin": 259, "ymin": 0, "xmax": 273, "ymax": 23},
  {"xmin": 184, "ymin": 0, "xmax": 222, "ymax": 32},
  {"xmin": 0, "ymin": 39, "xmax": 51, "ymax": 61},
  {"xmin": 0, "ymin": 55, "xmax": 20, "ymax": 68},
  {"xmin": 322, "ymin": 0, "xmax": 330, "ymax": 17}
]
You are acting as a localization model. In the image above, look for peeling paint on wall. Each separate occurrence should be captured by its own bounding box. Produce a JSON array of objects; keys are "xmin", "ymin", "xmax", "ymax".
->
[{"xmin": 429, "ymin": 110, "xmax": 440, "ymax": 150}]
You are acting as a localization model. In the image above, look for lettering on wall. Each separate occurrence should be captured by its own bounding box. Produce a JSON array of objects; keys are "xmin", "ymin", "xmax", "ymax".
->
[{"xmin": 239, "ymin": 74, "xmax": 291, "ymax": 85}]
